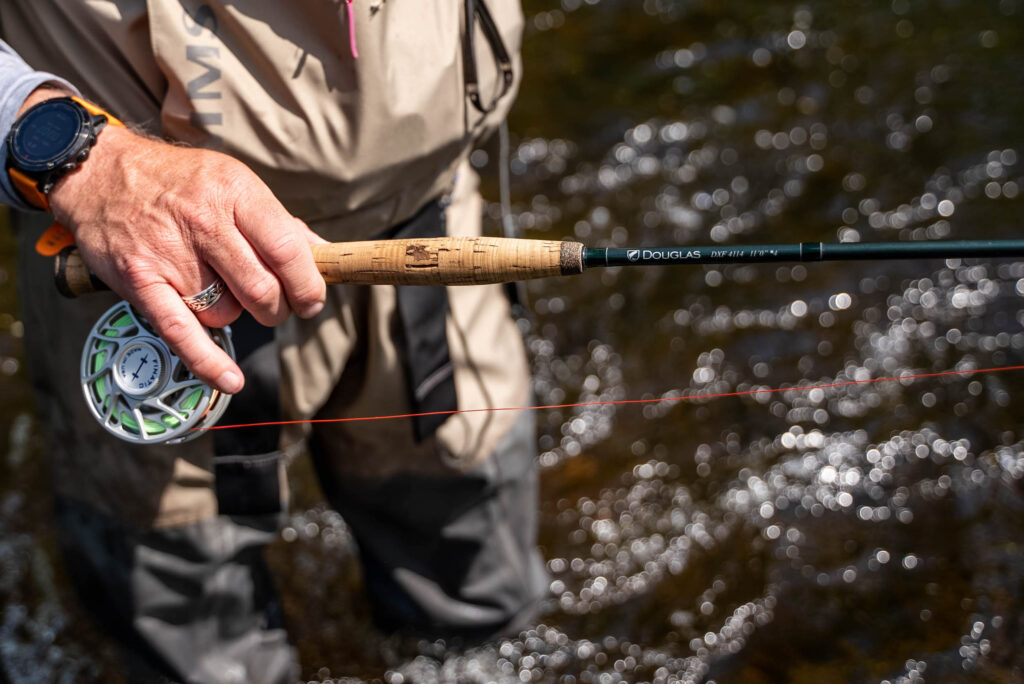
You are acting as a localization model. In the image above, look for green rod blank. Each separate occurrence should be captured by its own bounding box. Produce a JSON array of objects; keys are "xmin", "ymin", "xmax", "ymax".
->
[{"xmin": 585, "ymin": 240, "xmax": 1024, "ymax": 268}]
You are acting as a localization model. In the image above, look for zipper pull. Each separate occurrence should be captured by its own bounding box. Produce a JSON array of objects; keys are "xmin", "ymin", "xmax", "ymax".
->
[{"xmin": 344, "ymin": 0, "xmax": 359, "ymax": 58}]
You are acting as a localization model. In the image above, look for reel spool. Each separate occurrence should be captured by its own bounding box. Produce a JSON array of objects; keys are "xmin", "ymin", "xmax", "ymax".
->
[{"xmin": 80, "ymin": 301, "xmax": 234, "ymax": 444}]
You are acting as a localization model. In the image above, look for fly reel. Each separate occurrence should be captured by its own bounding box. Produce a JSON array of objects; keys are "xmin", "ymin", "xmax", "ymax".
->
[{"xmin": 80, "ymin": 301, "xmax": 234, "ymax": 444}]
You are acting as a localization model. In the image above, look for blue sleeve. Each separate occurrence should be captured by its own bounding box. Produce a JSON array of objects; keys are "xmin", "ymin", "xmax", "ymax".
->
[{"xmin": 0, "ymin": 39, "xmax": 80, "ymax": 211}]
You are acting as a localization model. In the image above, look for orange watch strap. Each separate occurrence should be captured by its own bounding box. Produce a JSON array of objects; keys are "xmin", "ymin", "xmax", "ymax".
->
[
  {"xmin": 71, "ymin": 96, "xmax": 125, "ymax": 128},
  {"xmin": 35, "ymin": 222, "xmax": 76, "ymax": 256},
  {"xmin": 9, "ymin": 167, "xmax": 50, "ymax": 211}
]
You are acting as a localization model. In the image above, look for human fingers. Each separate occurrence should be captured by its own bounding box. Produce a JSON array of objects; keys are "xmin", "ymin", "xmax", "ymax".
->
[
  {"xmin": 132, "ymin": 280, "xmax": 244, "ymax": 394},
  {"xmin": 171, "ymin": 169, "xmax": 314, "ymax": 327},
  {"xmin": 198, "ymin": 227, "xmax": 291, "ymax": 327},
  {"xmin": 191, "ymin": 286, "xmax": 243, "ymax": 330},
  {"xmin": 180, "ymin": 265, "xmax": 244, "ymax": 330},
  {"xmin": 232, "ymin": 196, "xmax": 326, "ymax": 320}
]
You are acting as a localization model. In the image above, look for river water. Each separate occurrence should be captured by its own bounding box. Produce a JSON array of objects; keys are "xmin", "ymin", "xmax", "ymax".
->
[{"xmin": 2, "ymin": 0, "xmax": 1024, "ymax": 682}]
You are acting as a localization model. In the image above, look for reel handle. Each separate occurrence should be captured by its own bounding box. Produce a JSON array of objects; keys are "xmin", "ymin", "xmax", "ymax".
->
[{"xmin": 54, "ymin": 238, "xmax": 586, "ymax": 296}]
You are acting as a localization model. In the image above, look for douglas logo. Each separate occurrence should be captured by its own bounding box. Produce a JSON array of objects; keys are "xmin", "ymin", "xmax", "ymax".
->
[
  {"xmin": 639, "ymin": 249, "xmax": 703, "ymax": 260},
  {"xmin": 627, "ymin": 249, "xmax": 641, "ymax": 262}
]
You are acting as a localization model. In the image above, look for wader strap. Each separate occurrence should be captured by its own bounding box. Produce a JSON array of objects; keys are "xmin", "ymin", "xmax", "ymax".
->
[
  {"xmin": 463, "ymin": 0, "xmax": 515, "ymax": 114},
  {"xmin": 390, "ymin": 202, "xmax": 459, "ymax": 442}
]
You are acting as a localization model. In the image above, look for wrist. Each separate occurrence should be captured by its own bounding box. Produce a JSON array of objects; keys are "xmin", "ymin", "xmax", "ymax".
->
[
  {"xmin": 17, "ymin": 86, "xmax": 75, "ymax": 116},
  {"xmin": 47, "ymin": 123, "xmax": 134, "ymax": 219}
]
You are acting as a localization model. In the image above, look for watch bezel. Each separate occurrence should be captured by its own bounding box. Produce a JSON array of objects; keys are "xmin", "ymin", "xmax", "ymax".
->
[{"xmin": 8, "ymin": 97, "xmax": 96, "ymax": 175}]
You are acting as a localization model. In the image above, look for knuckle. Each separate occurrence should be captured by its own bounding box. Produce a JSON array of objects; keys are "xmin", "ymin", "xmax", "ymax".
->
[
  {"xmin": 285, "ymin": 274, "xmax": 325, "ymax": 308},
  {"xmin": 291, "ymin": 275, "xmax": 326, "ymax": 306},
  {"xmin": 220, "ymin": 164, "xmax": 257, "ymax": 195},
  {"xmin": 153, "ymin": 310, "xmax": 192, "ymax": 345},
  {"xmin": 164, "ymin": 201, "xmax": 225, "ymax": 249},
  {"xmin": 266, "ymin": 230, "xmax": 323, "ymax": 307},
  {"xmin": 176, "ymin": 191, "xmax": 230, "ymax": 231},
  {"xmin": 238, "ymin": 274, "xmax": 282, "ymax": 310},
  {"xmin": 210, "ymin": 163, "xmax": 259, "ymax": 206},
  {"xmin": 170, "ymin": 162, "xmax": 252, "ymax": 230},
  {"xmin": 118, "ymin": 259, "xmax": 160, "ymax": 291},
  {"xmin": 263, "ymin": 231, "xmax": 303, "ymax": 267}
]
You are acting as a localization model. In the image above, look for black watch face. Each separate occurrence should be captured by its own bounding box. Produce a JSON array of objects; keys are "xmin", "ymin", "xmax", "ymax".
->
[{"xmin": 10, "ymin": 100, "xmax": 85, "ymax": 171}]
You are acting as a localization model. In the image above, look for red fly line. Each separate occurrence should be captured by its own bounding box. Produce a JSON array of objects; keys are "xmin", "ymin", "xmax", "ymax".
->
[{"xmin": 194, "ymin": 363, "xmax": 1024, "ymax": 433}]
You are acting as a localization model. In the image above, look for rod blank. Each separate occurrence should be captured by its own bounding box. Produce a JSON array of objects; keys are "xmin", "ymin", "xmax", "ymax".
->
[{"xmin": 588, "ymin": 240, "xmax": 1024, "ymax": 267}]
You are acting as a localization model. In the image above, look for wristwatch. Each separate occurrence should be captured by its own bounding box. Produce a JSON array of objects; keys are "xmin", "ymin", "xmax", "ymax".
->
[{"xmin": 5, "ymin": 96, "xmax": 123, "ymax": 211}]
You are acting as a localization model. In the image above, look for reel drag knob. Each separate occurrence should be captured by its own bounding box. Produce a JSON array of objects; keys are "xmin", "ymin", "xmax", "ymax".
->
[{"xmin": 80, "ymin": 301, "xmax": 234, "ymax": 444}]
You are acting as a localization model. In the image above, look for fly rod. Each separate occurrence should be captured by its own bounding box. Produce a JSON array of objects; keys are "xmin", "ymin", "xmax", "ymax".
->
[
  {"xmin": 63, "ymin": 236, "xmax": 1024, "ymax": 446},
  {"xmin": 54, "ymin": 237, "xmax": 1024, "ymax": 296}
]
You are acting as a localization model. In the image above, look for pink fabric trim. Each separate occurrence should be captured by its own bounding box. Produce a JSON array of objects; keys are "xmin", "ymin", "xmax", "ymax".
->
[{"xmin": 345, "ymin": 0, "xmax": 359, "ymax": 58}]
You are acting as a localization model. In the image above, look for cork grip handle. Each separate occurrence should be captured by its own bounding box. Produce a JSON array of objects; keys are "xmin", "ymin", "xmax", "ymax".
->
[
  {"xmin": 54, "ymin": 247, "xmax": 108, "ymax": 298},
  {"xmin": 313, "ymin": 237, "xmax": 585, "ymax": 286},
  {"xmin": 54, "ymin": 238, "xmax": 587, "ymax": 296}
]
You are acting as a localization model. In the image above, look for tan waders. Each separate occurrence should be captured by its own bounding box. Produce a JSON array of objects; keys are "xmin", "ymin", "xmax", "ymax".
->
[{"xmin": 3, "ymin": 1, "xmax": 546, "ymax": 681}]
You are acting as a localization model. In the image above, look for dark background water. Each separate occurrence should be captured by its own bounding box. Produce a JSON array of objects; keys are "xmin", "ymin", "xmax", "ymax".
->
[{"xmin": 3, "ymin": 0, "xmax": 1024, "ymax": 682}]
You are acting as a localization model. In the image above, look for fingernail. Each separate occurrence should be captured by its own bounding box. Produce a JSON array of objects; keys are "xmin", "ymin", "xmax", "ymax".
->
[
  {"xmin": 217, "ymin": 370, "xmax": 244, "ymax": 394},
  {"xmin": 301, "ymin": 299, "xmax": 325, "ymax": 319}
]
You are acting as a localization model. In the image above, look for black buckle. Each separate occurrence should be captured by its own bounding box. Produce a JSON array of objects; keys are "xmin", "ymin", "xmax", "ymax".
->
[{"xmin": 463, "ymin": 0, "xmax": 515, "ymax": 115}]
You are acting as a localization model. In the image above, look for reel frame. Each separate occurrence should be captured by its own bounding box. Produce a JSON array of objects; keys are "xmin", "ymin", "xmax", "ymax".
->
[{"xmin": 80, "ymin": 301, "xmax": 234, "ymax": 444}]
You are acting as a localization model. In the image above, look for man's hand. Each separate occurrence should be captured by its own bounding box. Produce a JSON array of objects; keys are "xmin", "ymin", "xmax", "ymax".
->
[{"xmin": 31, "ymin": 91, "xmax": 327, "ymax": 394}]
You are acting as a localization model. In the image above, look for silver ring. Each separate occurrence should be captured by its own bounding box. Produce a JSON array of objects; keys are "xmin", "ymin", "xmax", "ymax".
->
[{"xmin": 181, "ymin": 278, "xmax": 226, "ymax": 312}]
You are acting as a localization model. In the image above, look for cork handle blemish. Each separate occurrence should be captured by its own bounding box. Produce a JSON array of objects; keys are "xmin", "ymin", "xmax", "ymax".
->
[{"xmin": 312, "ymin": 237, "xmax": 585, "ymax": 286}]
